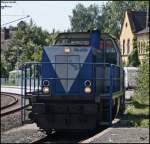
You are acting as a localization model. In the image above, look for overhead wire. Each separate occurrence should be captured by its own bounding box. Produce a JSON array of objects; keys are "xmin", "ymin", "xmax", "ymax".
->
[
  {"xmin": 1, "ymin": 15, "xmax": 30, "ymax": 26},
  {"xmin": 15, "ymin": 1, "xmax": 37, "ymax": 26},
  {"xmin": 1, "ymin": 1, "xmax": 32, "ymax": 26}
]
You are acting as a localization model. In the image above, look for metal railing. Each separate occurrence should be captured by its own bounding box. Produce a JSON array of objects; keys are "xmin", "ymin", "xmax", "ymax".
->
[
  {"xmin": 21, "ymin": 62, "xmax": 124, "ymax": 97},
  {"xmin": 20, "ymin": 62, "xmax": 124, "ymax": 125}
]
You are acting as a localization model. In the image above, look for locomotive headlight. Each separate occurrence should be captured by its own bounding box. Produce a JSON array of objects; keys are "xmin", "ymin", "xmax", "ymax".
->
[
  {"xmin": 43, "ymin": 86, "xmax": 49, "ymax": 94},
  {"xmin": 64, "ymin": 47, "xmax": 71, "ymax": 53},
  {"xmin": 84, "ymin": 86, "xmax": 91, "ymax": 94},
  {"xmin": 84, "ymin": 80, "xmax": 92, "ymax": 94}
]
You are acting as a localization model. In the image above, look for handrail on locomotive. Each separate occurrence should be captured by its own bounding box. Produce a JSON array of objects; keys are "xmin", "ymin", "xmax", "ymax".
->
[{"xmin": 21, "ymin": 62, "xmax": 124, "ymax": 97}]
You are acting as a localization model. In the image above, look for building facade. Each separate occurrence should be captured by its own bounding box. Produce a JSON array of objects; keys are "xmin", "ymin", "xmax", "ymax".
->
[
  {"xmin": 136, "ymin": 27, "xmax": 149, "ymax": 63},
  {"xmin": 120, "ymin": 9, "xmax": 149, "ymax": 65}
]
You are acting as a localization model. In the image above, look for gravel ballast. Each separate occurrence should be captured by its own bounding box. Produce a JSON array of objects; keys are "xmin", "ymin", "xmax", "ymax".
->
[
  {"xmin": 1, "ymin": 124, "xmax": 46, "ymax": 143},
  {"xmin": 1, "ymin": 111, "xmax": 22, "ymax": 132}
]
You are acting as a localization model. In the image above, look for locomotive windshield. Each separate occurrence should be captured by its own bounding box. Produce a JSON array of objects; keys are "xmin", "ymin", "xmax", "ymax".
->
[
  {"xmin": 97, "ymin": 38, "xmax": 118, "ymax": 64},
  {"xmin": 105, "ymin": 39, "xmax": 117, "ymax": 64},
  {"xmin": 54, "ymin": 32, "xmax": 119, "ymax": 65},
  {"xmin": 55, "ymin": 38, "xmax": 90, "ymax": 46},
  {"xmin": 55, "ymin": 32, "xmax": 90, "ymax": 46}
]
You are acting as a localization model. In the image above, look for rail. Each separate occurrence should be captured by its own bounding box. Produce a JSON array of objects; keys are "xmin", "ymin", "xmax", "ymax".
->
[{"xmin": 1, "ymin": 92, "xmax": 29, "ymax": 117}]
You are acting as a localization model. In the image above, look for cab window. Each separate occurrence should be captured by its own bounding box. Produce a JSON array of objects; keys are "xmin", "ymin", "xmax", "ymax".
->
[{"xmin": 105, "ymin": 39, "xmax": 117, "ymax": 64}]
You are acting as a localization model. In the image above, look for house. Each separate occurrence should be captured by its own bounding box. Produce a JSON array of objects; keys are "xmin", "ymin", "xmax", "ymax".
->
[
  {"xmin": 1, "ymin": 27, "xmax": 16, "ymax": 52},
  {"xmin": 136, "ymin": 26, "xmax": 149, "ymax": 63},
  {"xmin": 120, "ymin": 8, "xmax": 149, "ymax": 65}
]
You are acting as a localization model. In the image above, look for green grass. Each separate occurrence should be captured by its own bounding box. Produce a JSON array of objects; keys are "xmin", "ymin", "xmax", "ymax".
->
[
  {"xmin": 120, "ymin": 95, "xmax": 149, "ymax": 128},
  {"xmin": 1, "ymin": 82, "xmax": 15, "ymax": 86}
]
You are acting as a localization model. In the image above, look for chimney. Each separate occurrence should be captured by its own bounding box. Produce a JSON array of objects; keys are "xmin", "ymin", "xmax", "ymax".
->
[{"xmin": 4, "ymin": 28, "xmax": 10, "ymax": 40}]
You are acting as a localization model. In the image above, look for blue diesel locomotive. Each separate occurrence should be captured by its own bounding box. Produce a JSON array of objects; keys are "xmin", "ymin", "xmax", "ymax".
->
[{"xmin": 21, "ymin": 29, "xmax": 125, "ymax": 133}]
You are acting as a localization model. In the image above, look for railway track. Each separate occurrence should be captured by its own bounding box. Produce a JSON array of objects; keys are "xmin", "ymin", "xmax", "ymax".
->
[
  {"xmin": 31, "ymin": 128, "xmax": 106, "ymax": 143},
  {"xmin": 1, "ymin": 93, "xmax": 18, "ymax": 109},
  {"xmin": 1, "ymin": 92, "xmax": 29, "ymax": 117},
  {"xmin": 31, "ymin": 119, "xmax": 119, "ymax": 143}
]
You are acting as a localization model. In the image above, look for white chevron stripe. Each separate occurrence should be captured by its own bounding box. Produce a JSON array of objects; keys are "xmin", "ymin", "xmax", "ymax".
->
[{"xmin": 44, "ymin": 46, "xmax": 91, "ymax": 92}]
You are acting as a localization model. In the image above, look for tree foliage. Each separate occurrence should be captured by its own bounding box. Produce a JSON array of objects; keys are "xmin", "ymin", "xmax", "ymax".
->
[
  {"xmin": 1, "ymin": 55, "xmax": 9, "ymax": 77},
  {"xmin": 135, "ymin": 47, "xmax": 149, "ymax": 97},
  {"xmin": 132, "ymin": 41, "xmax": 149, "ymax": 98},
  {"xmin": 2, "ymin": 1, "xmax": 149, "ymax": 76},
  {"xmin": 69, "ymin": 4, "xmax": 102, "ymax": 32},
  {"xmin": 101, "ymin": 1, "xmax": 148, "ymax": 39},
  {"xmin": 70, "ymin": 1, "xmax": 148, "ymax": 39},
  {"xmin": 128, "ymin": 38, "xmax": 140, "ymax": 67},
  {"xmin": 3, "ymin": 20, "xmax": 51, "ymax": 72}
]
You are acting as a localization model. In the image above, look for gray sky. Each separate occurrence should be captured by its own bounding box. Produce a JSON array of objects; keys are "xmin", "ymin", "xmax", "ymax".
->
[{"xmin": 1, "ymin": 1, "xmax": 107, "ymax": 32}]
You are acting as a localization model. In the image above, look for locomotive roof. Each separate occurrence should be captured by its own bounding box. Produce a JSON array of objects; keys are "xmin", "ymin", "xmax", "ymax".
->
[
  {"xmin": 56, "ymin": 32, "xmax": 90, "ymax": 40},
  {"xmin": 54, "ymin": 32, "xmax": 120, "ymax": 57},
  {"xmin": 56, "ymin": 32, "xmax": 116, "ymax": 40}
]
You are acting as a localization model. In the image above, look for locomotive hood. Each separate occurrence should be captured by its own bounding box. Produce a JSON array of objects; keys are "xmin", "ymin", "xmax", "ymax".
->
[
  {"xmin": 41, "ymin": 29, "xmax": 101, "ymax": 95},
  {"xmin": 42, "ymin": 46, "xmax": 92, "ymax": 93}
]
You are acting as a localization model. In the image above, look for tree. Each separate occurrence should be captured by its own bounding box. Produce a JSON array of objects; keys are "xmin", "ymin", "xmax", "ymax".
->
[
  {"xmin": 100, "ymin": 1, "xmax": 148, "ymax": 39},
  {"xmin": 69, "ymin": 1, "xmax": 148, "ymax": 39},
  {"xmin": 128, "ymin": 38, "xmax": 140, "ymax": 67},
  {"xmin": 1, "ymin": 55, "xmax": 9, "ymax": 77},
  {"xmin": 69, "ymin": 4, "xmax": 102, "ymax": 32},
  {"xmin": 48, "ymin": 29, "xmax": 59, "ymax": 45},
  {"xmin": 135, "ymin": 43, "xmax": 149, "ymax": 97},
  {"xmin": 4, "ymin": 19, "xmax": 51, "ymax": 72}
]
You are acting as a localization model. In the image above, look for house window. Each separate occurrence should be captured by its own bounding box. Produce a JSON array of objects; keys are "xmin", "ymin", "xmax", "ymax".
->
[
  {"xmin": 138, "ymin": 42, "xmax": 140, "ymax": 53},
  {"xmin": 140, "ymin": 41, "xmax": 144, "ymax": 54},
  {"xmin": 142, "ymin": 42, "xmax": 143, "ymax": 54},
  {"xmin": 143, "ymin": 41, "xmax": 145, "ymax": 53},
  {"xmin": 139, "ymin": 42, "xmax": 142, "ymax": 54},
  {"xmin": 127, "ymin": 39, "xmax": 130, "ymax": 54},
  {"xmin": 123, "ymin": 40, "xmax": 125, "ymax": 55},
  {"xmin": 146, "ymin": 41, "xmax": 149, "ymax": 53}
]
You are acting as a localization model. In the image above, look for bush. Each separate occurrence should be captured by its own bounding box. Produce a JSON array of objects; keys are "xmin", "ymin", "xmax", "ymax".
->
[
  {"xmin": 135, "ymin": 61, "xmax": 149, "ymax": 97},
  {"xmin": 128, "ymin": 38, "xmax": 140, "ymax": 67},
  {"xmin": 135, "ymin": 43, "xmax": 149, "ymax": 97}
]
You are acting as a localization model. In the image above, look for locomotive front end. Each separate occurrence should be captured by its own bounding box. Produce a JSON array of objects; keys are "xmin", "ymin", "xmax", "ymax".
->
[
  {"xmin": 30, "ymin": 30, "xmax": 100, "ymax": 131},
  {"xmin": 25, "ymin": 29, "xmax": 125, "ymax": 133}
]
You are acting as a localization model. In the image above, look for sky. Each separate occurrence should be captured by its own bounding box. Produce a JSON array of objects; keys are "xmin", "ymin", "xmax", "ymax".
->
[{"xmin": 1, "ymin": 1, "xmax": 107, "ymax": 32}]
